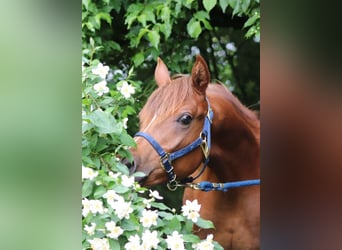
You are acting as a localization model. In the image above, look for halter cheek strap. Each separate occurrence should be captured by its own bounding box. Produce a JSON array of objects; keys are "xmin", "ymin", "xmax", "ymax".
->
[{"xmin": 135, "ymin": 98, "xmax": 213, "ymax": 191}]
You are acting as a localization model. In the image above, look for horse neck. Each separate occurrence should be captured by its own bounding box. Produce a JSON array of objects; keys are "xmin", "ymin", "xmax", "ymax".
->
[{"xmin": 208, "ymin": 90, "xmax": 260, "ymax": 182}]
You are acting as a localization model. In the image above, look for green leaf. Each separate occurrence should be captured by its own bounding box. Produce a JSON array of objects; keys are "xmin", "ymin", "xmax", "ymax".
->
[
  {"xmin": 245, "ymin": 25, "xmax": 258, "ymax": 38},
  {"xmin": 112, "ymin": 0, "xmax": 122, "ymax": 13},
  {"xmin": 143, "ymin": 9, "xmax": 156, "ymax": 24},
  {"xmin": 94, "ymin": 186, "xmax": 106, "ymax": 199},
  {"xmin": 115, "ymin": 162, "xmax": 130, "ymax": 175},
  {"xmin": 160, "ymin": 23, "xmax": 172, "ymax": 39},
  {"xmin": 109, "ymin": 239, "xmax": 120, "ymax": 250},
  {"xmin": 203, "ymin": 0, "xmax": 217, "ymax": 12},
  {"xmin": 133, "ymin": 171, "xmax": 146, "ymax": 178},
  {"xmin": 88, "ymin": 134, "xmax": 98, "ymax": 149},
  {"xmin": 113, "ymin": 185, "xmax": 129, "ymax": 194},
  {"xmin": 183, "ymin": 0, "xmax": 195, "ymax": 8},
  {"xmin": 151, "ymin": 201, "xmax": 170, "ymax": 211},
  {"xmin": 161, "ymin": 5, "xmax": 171, "ymax": 21},
  {"xmin": 95, "ymin": 12, "xmax": 111, "ymax": 25},
  {"xmin": 120, "ymin": 133, "xmax": 136, "ymax": 147},
  {"xmin": 167, "ymin": 217, "xmax": 181, "ymax": 231},
  {"xmin": 82, "ymin": 179, "xmax": 93, "ymax": 198},
  {"xmin": 241, "ymin": 0, "xmax": 251, "ymax": 13},
  {"xmin": 88, "ymin": 110, "xmax": 121, "ymax": 134},
  {"xmin": 213, "ymin": 241, "xmax": 225, "ymax": 250},
  {"xmin": 243, "ymin": 14, "xmax": 258, "ymax": 28},
  {"xmin": 229, "ymin": 0, "xmax": 237, "ymax": 9},
  {"xmin": 195, "ymin": 217, "xmax": 215, "ymax": 229},
  {"xmin": 121, "ymin": 216, "xmax": 140, "ymax": 231},
  {"xmin": 132, "ymin": 52, "xmax": 145, "ymax": 66},
  {"xmin": 95, "ymin": 140, "xmax": 108, "ymax": 152},
  {"xmin": 194, "ymin": 11, "xmax": 210, "ymax": 20},
  {"xmin": 202, "ymin": 19, "xmax": 213, "ymax": 30},
  {"xmin": 158, "ymin": 211, "xmax": 174, "ymax": 220},
  {"xmin": 232, "ymin": 0, "xmax": 241, "ymax": 16},
  {"xmin": 103, "ymin": 41, "xmax": 121, "ymax": 51},
  {"xmin": 147, "ymin": 30, "xmax": 160, "ymax": 49},
  {"xmin": 122, "ymin": 106, "xmax": 136, "ymax": 116},
  {"xmin": 187, "ymin": 19, "xmax": 202, "ymax": 38},
  {"xmin": 82, "ymin": 0, "xmax": 90, "ymax": 10},
  {"xmin": 219, "ymin": 0, "xmax": 229, "ymax": 12},
  {"xmin": 137, "ymin": 14, "xmax": 147, "ymax": 26},
  {"xmin": 183, "ymin": 234, "xmax": 200, "ymax": 243}
]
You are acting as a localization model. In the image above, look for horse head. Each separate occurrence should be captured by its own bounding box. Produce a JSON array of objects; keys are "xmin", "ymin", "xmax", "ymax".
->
[{"xmin": 127, "ymin": 55, "xmax": 212, "ymax": 187}]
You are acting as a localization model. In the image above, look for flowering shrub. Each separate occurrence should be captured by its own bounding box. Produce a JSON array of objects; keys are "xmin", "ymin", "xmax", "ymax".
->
[{"xmin": 82, "ymin": 53, "xmax": 224, "ymax": 249}]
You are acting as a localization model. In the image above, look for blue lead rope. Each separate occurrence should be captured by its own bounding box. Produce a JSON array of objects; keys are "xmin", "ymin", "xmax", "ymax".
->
[{"xmin": 194, "ymin": 179, "xmax": 260, "ymax": 192}]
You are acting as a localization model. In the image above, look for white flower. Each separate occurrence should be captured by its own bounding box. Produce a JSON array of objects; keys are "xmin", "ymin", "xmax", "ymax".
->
[
  {"xmin": 122, "ymin": 117, "xmax": 129, "ymax": 129},
  {"xmin": 149, "ymin": 190, "xmax": 163, "ymax": 200},
  {"xmin": 109, "ymin": 171, "xmax": 120, "ymax": 179},
  {"xmin": 181, "ymin": 199, "xmax": 201, "ymax": 222},
  {"xmin": 110, "ymin": 199, "xmax": 133, "ymax": 219},
  {"xmin": 226, "ymin": 42, "xmax": 237, "ymax": 52},
  {"xmin": 105, "ymin": 221, "xmax": 123, "ymax": 239},
  {"xmin": 140, "ymin": 209, "xmax": 158, "ymax": 228},
  {"xmin": 84, "ymin": 222, "xmax": 96, "ymax": 236},
  {"xmin": 92, "ymin": 63, "xmax": 110, "ymax": 79},
  {"xmin": 125, "ymin": 234, "xmax": 142, "ymax": 250},
  {"xmin": 82, "ymin": 166, "xmax": 98, "ymax": 180},
  {"xmin": 119, "ymin": 81, "xmax": 135, "ymax": 98},
  {"xmin": 89, "ymin": 199, "xmax": 105, "ymax": 214},
  {"xmin": 88, "ymin": 237, "xmax": 110, "ymax": 250},
  {"xmin": 143, "ymin": 198, "xmax": 152, "ymax": 209},
  {"xmin": 141, "ymin": 230, "xmax": 160, "ymax": 250},
  {"xmin": 193, "ymin": 234, "xmax": 214, "ymax": 250},
  {"xmin": 103, "ymin": 190, "xmax": 121, "ymax": 203},
  {"xmin": 187, "ymin": 211, "xmax": 200, "ymax": 223},
  {"xmin": 113, "ymin": 69, "xmax": 124, "ymax": 76},
  {"xmin": 82, "ymin": 198, "xmax": 91, "ymax": 217},
  {"xmin": 166, "ymin": 231, "xmax": 185, "ymax": 250},
  {"xmin": 94, "ymin": 80, "xmax": 109, "ymax": 96},
  {"xmin": 121, "ymin": 175, "xmax": 135, "ymax": 187}
]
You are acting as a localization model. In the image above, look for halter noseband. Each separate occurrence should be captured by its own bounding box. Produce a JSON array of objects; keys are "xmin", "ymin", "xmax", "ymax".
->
[{"xmin": 135, "ymin": 98, "xmax": 213, "ymax": 191}]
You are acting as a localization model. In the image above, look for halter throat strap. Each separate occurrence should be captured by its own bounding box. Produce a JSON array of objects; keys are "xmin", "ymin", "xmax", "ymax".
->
[{"xmin": 135, "ymin": 98, "xmax": 213, "ymax": 191}]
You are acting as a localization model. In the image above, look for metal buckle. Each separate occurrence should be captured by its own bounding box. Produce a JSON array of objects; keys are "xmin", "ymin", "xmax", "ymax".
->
[
  {"xmin": 207, "ymin": 108, "xmax": 213, "ymax": 123},
  {"xmin": 167, "ymin": 180, "xmax": 178, "ymax": 191},
  {"xmin": 212, "ymin": 183, "xmax": 225, "ymax": 190},
  {"xmin": 200, "ymin": 135, "xmax": 209, "ymax": 159},
  {"xmin": 186, "ymin": 182, "xmax": 200, "ymax": 190},
  {"xmin": 160, "ymin": 153, "xmax": 170, "ymax": 170}
]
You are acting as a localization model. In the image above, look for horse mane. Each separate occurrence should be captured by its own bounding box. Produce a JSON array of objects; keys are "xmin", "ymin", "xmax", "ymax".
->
[
  {"xmin": 212, "ymin": 82, "xmax": 260, "ymax": 143},
  {"xmin": 140, "ymin": 74, "xmax": 195, "ymax": 122}
]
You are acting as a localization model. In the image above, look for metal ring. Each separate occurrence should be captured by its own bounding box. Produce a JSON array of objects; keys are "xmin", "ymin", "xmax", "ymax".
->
[{"xmin": 167, "ymin": 181, "xmax": 178, "ymax": 191}]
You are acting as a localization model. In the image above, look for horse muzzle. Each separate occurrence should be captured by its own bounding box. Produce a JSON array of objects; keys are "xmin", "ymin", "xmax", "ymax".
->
[{"xmin": 121, "ymin": 158, "xmax": 148, "ymax": 183}]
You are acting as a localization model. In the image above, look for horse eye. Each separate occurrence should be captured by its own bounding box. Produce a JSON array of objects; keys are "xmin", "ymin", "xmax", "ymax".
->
[{"xmin": 178, "ymin": 114, "xmax": 192, "ymax": 125}]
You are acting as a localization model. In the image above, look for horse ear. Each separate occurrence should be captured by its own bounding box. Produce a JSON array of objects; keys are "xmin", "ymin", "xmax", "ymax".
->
[
  {"xmin": 154, "ymin": 57, "xmax": 171, "ymax": 87},
  {"xmin": 191, "ymin": 55, "xmax": 210, "ymax": 94}
]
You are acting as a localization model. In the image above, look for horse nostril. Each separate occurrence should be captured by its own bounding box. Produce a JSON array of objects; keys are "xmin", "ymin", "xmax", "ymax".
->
[
  {"xmin": 122, "ymin": 158, "xmax": 137, "ymax": 175},
  {"xmin": 121, "ymin": 158, "xmax": 147, "ymax": 184}
]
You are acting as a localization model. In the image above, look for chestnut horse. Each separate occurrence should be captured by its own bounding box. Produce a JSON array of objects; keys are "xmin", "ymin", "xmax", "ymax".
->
[{"xmin": 128, "ymin": 55, "xmax": 260, "ymax": 249}]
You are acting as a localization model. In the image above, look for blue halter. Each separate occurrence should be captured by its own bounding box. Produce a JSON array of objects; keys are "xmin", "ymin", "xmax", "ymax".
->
[
  {"xmin": 135, "ymin": 98, "xmax": 213, "ymax": 191},
  {"xmin": 135, "ymin": 98, "xmax": 261, "ymax": 192}
]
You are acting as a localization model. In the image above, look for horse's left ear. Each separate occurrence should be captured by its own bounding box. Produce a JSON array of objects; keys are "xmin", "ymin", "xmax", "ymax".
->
[
  {"xmin": 191, "ymin": 55, "xmax": 210, "ymax": 94},
  {"xmin": 154, "ymin": 57, "xmax": 171, "ymax": 87}
]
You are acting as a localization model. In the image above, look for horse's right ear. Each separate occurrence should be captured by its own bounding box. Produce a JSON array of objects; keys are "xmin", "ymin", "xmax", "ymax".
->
[
  {"xmin": 154, "ymin": 57, "xmax": 171, "ymax": 87},
  {"xmin": 191, "ymin": 55, "xmax": 210, "ymax": 94}
]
